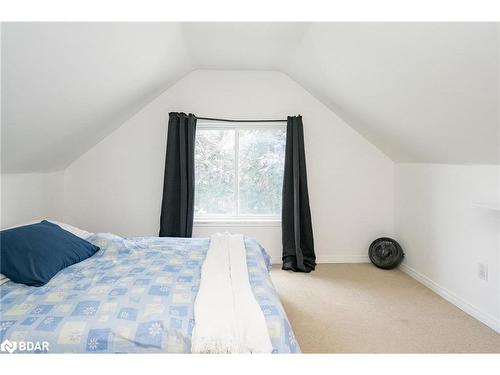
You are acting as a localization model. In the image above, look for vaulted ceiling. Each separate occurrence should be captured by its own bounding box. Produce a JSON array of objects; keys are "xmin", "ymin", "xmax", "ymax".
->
[{"xmin": 1, "ymin": 22, "xmax": 498, "ymax": 172}]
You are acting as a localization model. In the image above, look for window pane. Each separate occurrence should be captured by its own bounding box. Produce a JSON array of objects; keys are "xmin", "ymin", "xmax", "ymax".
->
[
  {"xmin": 238, "ymin": 128, "xmax": 286, "ymax": 215},
  {"xmin": 194, "ymin": 129, "xmax": 235, "ymax": 216}
]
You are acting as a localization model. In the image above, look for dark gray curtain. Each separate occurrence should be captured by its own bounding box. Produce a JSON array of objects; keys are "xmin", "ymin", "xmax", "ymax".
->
[
  {"xmin": 159, "ymin": 112, "xmax": 197, "ymax": 237},
  {"xmin": 282, "ymin": 115, "xmax": 316, "ymax": 272}
]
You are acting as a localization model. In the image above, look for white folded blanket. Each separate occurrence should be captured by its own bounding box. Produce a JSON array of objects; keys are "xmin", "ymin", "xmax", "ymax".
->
[{"xmin": 191, "ymin": 233, "xmax": 273, "ymax": 353}]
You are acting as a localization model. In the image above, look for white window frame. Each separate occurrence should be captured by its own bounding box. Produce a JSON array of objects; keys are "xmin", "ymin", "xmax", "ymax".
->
[{"xmin": 194, "ymin": 121, "xmax": 286, "ymax": 224}]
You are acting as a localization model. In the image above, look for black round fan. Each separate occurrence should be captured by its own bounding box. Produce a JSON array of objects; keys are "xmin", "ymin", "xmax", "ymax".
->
[{"xmin": 368, "ymin": 237, "xmax": 404, "ymax": 270}]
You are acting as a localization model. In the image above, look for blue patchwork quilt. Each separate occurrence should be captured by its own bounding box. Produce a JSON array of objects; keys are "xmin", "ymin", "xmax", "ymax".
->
[{"xmin": 0, "ymin": 234, "xmax": 300, "ymax": 353}]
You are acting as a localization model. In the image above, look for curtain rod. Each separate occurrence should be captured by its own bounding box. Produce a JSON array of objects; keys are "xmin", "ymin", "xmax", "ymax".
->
[{"xmin": 195, "ymin": 116, "xmax": 288, "ymax": 123}]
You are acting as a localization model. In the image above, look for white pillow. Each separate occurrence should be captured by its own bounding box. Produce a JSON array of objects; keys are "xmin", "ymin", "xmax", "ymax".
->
[
  {"xmin": 0, "ymin": 273, "xmax": 10, "ymax": 286},
  {"xmin": 46, "ymin": 220, "xmax": 94, "ymax": 239},
  {"xmin": 1, "ymin": 220, "xmax": 93, "ymax": 239}
]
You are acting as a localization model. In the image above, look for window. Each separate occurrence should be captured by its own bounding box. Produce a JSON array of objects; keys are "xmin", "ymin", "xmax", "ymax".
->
[{"xmin": 194, "ymin": 122, "xmax": 286, "ymax": 221}]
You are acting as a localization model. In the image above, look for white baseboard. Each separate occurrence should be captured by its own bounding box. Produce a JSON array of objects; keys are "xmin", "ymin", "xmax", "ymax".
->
[
  {"xmin": 399, "ymin": 263, "xmax": 500, "ymax": 333},
  {"xmin": 270, "ymin": 255, "xmax": 369, "ymax": 265}
]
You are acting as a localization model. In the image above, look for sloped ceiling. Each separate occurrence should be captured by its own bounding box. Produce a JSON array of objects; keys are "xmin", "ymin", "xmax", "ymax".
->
[
  {"xmin": 1, "ymin": 23, "xmax": 193, "ymax": 172},
  {"xmin": 288, "ymin": 23, "xmax": 499, "ymax": 164},
  {"xmin": 1, "ymin": 22, "xmax": 498, "ymax": 172}
]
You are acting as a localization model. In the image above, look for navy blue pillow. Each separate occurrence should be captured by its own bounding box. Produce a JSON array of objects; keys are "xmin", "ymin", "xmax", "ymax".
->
[{"xmin": 0, "ymin": 220, "xmax": 99, "ymax": 286}]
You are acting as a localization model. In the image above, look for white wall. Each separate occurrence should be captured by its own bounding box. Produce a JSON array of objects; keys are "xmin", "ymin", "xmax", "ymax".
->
[
  {"xmin": 395, "ymin": 164, "xmax": 500, "ymax": 331},
  {"xmin": 0, "ymin": 172, "xmax": 65, "ymax": 229},
  {"xmin": 64, "ymin": 70, "xmax": 394, "ymax": 261}
]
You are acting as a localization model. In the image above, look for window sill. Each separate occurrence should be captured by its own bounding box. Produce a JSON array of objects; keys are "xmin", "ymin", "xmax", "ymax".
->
[{"xmin": 193, "ymin": 219, "xmax": 281, "ymax": 227}]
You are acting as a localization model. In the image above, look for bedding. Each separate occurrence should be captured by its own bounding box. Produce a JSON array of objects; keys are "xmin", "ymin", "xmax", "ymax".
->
[
  {"xmin": 0, "ymin": 221, "xmax": 100, "ymax": 286},
  {"xmin": 0, "ymin": 233, "xmax": 300, "ymax": 353},
  {"xmin": 192, "ymin": 233, "xmax": 273, "ymax": 353}
]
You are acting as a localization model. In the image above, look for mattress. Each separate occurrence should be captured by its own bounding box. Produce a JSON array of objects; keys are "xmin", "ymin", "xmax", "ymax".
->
[{"xmin": 0, "ymin": 233, "xmax": 300, "ymax": 353}]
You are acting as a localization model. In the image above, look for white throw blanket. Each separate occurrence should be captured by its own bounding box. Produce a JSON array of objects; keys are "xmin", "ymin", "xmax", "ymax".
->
[{"xmin": 191, "ymin": 233, "xmax": 273, "ymax": 353}]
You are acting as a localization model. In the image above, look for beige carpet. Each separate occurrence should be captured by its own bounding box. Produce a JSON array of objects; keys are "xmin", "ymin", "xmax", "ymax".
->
[{"xmin": 270, "ymin": 263, "xmax": 500, "ymax": 353}]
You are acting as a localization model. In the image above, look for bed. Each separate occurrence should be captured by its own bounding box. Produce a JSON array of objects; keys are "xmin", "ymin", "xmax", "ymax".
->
[{"xmin": 0, "ymin": 233, "xmax": 300, "ymax": 353}]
